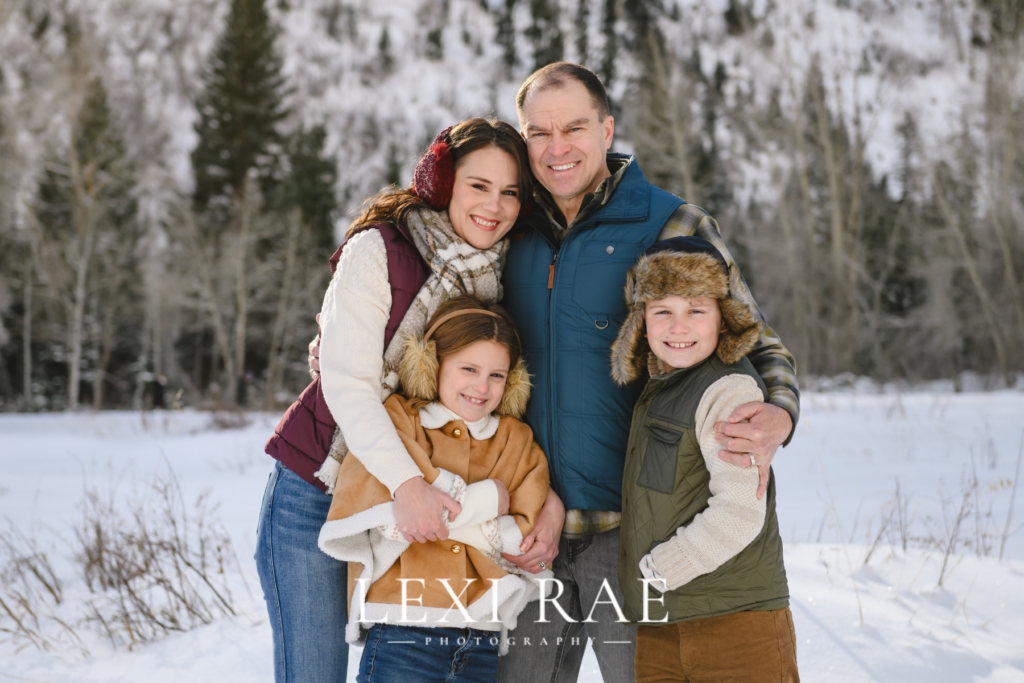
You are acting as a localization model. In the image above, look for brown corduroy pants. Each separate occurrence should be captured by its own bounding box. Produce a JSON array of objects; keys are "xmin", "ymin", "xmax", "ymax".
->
[{"xmin": 635, "ymin": 608, "xmax": 800, "ymax": 683}]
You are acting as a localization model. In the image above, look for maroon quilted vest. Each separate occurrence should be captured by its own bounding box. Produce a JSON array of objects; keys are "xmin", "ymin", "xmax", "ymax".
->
[{"xmin": 264, "ymin": 222, "xmax": 430, "ymax": 491}]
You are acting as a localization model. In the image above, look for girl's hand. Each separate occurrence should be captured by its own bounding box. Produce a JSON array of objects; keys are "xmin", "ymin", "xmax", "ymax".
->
[
  {"xmin": 502, "ymin": 488, "xmax": 564, "ymax": 574},
  {"xmin": 493, "ymin": 480, "xmax": 510, "ymax": 516}
]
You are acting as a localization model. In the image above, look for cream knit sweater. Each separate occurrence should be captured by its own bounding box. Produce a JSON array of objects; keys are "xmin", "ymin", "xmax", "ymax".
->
[{"xmin": 318, "ymin": 229, "xmax": 424, "ymax": 494}]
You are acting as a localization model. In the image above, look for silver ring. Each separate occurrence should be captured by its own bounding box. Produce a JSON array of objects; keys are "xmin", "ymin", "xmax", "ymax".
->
[
  {"xmin": 538, "ymin": 561, "xmax": 547, "ymax": 571},
  {"xmin": 749, "ymin": 454, "xmax": 756, "ymax": 468}
]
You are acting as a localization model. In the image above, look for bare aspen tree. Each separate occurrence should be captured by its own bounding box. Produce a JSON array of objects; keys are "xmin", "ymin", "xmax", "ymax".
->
[{"xmin": 264, "ymin": 207, "xmax": 302, "ymax": 409}]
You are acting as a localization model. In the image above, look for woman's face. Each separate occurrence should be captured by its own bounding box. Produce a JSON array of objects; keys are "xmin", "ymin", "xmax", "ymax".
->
[{"xmin": 447, "ymin": 146, "xmax": 522, "ymax": 249}]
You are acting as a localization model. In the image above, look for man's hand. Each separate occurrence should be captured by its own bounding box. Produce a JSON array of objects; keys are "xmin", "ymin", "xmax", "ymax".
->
[
  {"xmin": 308, "ymin": 314, "xmax": 321, "ymax": 378},
  {"xmin": 502, "ymin": 488, "xmax": 564, "ymax": 574},
  {"xmin": 394, "ymin": 476, "xmax": 462, "ymax": 544},
  {"xmin": 493, "ymin": 480, "xmax": 510, "ymax": 517},
  {"xmin": 715, "ymin": 402, "xmax": 793, "ymax": 500}
]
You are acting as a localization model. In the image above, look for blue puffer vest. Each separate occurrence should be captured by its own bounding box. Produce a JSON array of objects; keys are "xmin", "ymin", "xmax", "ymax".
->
[{"xmin": 501, "ymin": 155, "xmax": 684, "ymax": 511}]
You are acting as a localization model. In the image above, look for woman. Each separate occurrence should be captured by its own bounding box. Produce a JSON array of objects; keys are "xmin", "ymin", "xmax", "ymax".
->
[{"xmin": 256, "ymin": 117, "xmax": 564, "ymax": 683}]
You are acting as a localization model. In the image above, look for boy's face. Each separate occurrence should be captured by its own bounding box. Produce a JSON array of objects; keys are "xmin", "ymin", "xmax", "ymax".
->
[{"xmin": 644, "ymin": 296, "xmax": 724, "ymax": 371}]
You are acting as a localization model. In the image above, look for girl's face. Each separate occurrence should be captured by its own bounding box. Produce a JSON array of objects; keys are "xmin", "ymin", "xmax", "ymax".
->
[
  {"xmin": 448, "ymin": 146, "xmax": 522, "ymax": 249},
  {"xmin": 437, "ymin": 339, "xmax": 510, "ymax": 423}
]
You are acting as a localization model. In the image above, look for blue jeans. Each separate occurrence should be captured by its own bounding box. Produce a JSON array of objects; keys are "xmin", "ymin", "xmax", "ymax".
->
[
  {"xmin": 256, "ymin": 461, "xmax": 349, "ymax": 682},
  {"xmin": 358, "ymin": 624, "xmax": 499, "ymax": 683}
]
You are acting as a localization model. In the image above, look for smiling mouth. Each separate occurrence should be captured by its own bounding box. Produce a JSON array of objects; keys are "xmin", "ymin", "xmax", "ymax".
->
[
  {"xmin": 549, "ymin": 161, "xmax": 579, "ymax": 172},
  {"xmin": 665, "ymin": 341, "xmax": 696, "ymax": 349},
  {"xmin": 461, "ymin": 394, "xmax": 487, "ymax": 405},
  {"xmin": 471, "ymin": 215, "xmax": 499, "ymax": 230}
]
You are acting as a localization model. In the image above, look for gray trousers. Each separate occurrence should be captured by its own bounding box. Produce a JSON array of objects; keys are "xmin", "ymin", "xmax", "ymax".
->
[{"xmin": 497, "ymin": 528, "xmax": 636, "ymax": 683}]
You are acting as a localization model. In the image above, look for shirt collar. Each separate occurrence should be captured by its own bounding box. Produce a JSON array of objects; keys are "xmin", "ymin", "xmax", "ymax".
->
[
  {"xmin": 534, "ymin": 155, "xmax": 632, "ymax": 232},
  {"xmin": 418, "ymin": 402, "xmax": 500, "ymax": 440}
]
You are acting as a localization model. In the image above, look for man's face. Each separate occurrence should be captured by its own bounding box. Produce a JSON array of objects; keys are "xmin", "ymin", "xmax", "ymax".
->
[{"xmin": 520, "ymin": 80, "xmax": 614, "ymax": 204}]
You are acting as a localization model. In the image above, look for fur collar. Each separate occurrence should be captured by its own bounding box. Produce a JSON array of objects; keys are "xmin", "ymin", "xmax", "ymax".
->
[{"xmin": 418, "ymin": 402, "xmax": 500, "ymax": 440}]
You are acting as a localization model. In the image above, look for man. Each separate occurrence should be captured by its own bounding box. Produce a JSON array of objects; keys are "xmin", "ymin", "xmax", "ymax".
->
[{"xmin": 492, "ymin": 62, "xmax": 799, "ymax": 683}]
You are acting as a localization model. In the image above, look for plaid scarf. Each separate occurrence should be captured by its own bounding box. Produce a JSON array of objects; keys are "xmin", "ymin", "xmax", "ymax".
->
[
  {"xmin": 380, "ymin": 206, "xmax": 509, "ymax": 393},
  {"xmin": 319, "ymin": 206, "xmax": 508, "ymax": 489}
]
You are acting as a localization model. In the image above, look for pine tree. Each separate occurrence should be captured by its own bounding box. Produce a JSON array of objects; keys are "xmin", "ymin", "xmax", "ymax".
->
[
  {"xmin": 526, "ymin": 0, "xmax": 563, "ymax": 70},
  {"xmin": 599, "ymin": 0, "xmax": 617, "ymax": 86},
  {"xmin": 277, "ymin": 125, "xmax": 338, "ymax": 255},
  {"xmin": 496, "ymin": 0, "xmax": 519, "ymax": 77},
  {"xmin": 574, "ymin": 0, "xmax": 589, "ymax": 64},
  {"xmin": 191, "ymin": 0, "xmax": 288, "ymax": 219},
  {"xmin": 379, "ymin": 26, "xmax": 395, "ymax": 74},
  {"xmin": 186, "ymin": 0, "xmax": 291, "ymax": 405},
  {"xmin": 263, "ymin": 124, "xmax": 338, "ymax": 406}
]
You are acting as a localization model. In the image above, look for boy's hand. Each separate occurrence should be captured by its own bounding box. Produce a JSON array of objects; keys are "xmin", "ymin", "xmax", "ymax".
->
[
  {"xmin": 308, "ymin": 313, "xmax": 321, "ymax": 377},
  {"xmin": 493, "ymin": 480, "xmax": 510, "ymax": 516},
  {"xmin": 714, "ymin": 402, "xmax": 792, "ymax": 500}
]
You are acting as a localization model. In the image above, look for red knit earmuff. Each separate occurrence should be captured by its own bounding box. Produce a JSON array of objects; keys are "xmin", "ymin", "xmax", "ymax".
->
[{"xmin": 413, "ymin": 125, "xmax": 456, "ymax": 209}]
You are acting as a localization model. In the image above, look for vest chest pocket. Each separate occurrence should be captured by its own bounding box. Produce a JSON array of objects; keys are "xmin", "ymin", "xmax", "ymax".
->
[
  {"xmin": 571, "ymin": 241, "xmax": 643, "ymax": 318},
  {"xmin": 637, "ymin": 424, "xmax": 683, "ymax": 495}
]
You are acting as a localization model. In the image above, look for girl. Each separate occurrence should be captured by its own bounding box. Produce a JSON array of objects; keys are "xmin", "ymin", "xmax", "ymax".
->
[
  {"xmin": 319, "ymin": 295, "xmax": 551, "ymax": 683},
  {"xmin": 257, "ymin": 118, "xmax": 554, "ymax": 683}
]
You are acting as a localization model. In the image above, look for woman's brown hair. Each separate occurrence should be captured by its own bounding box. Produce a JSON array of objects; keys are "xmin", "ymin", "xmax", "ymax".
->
[
  {"xmin": 347, "ymin": 117, "xmax": 532, "ymax": 236},
  {"xmin": 402, "ymin": 295, "xmax": 523, "ymax": 411}
]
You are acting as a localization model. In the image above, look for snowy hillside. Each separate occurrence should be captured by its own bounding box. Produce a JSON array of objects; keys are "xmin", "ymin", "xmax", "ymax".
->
[
  {"xmin": 2, "ymin": 390, "xmax": 1023, "ymax": 681},
  {"xmin": 1, "ymin": 0, "xmax": 1005, "ymax": 227}
]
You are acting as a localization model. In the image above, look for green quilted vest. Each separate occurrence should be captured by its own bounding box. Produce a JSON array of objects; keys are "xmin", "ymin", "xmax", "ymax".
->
[{"xmin": 618, "ymin": 354, "xmax": 790, "ymax": 624}]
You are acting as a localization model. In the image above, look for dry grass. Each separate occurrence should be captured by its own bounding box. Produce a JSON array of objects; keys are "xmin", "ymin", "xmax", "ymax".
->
[
  {"xmin": 0, "ymin": 523, "xmax": 88, "ymax": 656},
  {"xmin": 74, "ymin": 468, "xmax": 237, "ymax": 649},
  {"xmin": 0, "ymin": 465, "xmax": 240, "ymax": 654}
]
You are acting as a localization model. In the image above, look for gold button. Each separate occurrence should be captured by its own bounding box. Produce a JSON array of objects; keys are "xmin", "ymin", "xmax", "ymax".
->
[
  {"xmin": 453, "ymin": 428, "xmax": 462, "ymax": 437},
  {"xmin": 451, "ymin": 544, "xmax": 462, "ymax": 554}
]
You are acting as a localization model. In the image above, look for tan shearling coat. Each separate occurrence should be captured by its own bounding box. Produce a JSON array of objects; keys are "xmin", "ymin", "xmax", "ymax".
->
[{"xmin": 318, "ymin": 393, "xmax": 551, "ymax": 649}]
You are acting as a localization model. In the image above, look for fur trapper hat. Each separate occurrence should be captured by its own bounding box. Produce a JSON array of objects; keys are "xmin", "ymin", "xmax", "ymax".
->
[
  {"xmin": 610, "ymin": 236, "xmax": 763, "ymax": 385},
  {"xmin": 398, "ymin": 310, "xmax": 532, "ymax": 420}
]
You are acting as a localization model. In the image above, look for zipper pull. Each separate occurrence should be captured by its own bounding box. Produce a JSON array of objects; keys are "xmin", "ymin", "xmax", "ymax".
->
[{"xmin": 548, "ymin": 253, "xmax": 557, "ymax": 289}]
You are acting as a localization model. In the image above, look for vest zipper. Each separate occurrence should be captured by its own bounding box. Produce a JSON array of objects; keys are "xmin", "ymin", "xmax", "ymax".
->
[{"xmin": 547, "ymin": 253, "xmax": 557, "ymax": 289}]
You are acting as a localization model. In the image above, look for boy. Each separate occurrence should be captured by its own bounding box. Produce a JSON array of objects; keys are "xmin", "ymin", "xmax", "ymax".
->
[{"xmin": 611, "ymin": 237, "xmax": 799, "ymax": 682}]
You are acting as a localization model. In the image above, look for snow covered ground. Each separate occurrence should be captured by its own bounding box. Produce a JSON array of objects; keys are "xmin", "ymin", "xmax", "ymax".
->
[{"xmin": 2, "ymin": 389, "xmax": 1023, "ymax": 682}]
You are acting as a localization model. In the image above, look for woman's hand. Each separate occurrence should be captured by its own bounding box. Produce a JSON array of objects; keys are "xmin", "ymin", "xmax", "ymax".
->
[
  {"xmin": 502, "ymin": 488, "xmax": 564, "ymax": 574},
  {"xmin": 394, "ymin": 477, "xmax": 463, "ymax": 544},
  {"xmin": 493, "ymin": 480, "xmax": 510, "ymax": 517},
  {"xmin": 308, "ymin": 314, "xmax": 322, "ymax": 377},
  {"xmin": 715, "ymin": 402, "xmax": 793, "ymax": 500}
]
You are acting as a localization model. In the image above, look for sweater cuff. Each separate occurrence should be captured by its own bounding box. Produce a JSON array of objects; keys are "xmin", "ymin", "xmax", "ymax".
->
[
  {"xmin": 650, "ymin": 540, "xmax": 701, "ymax": 591},
  {"xmin": 454, "ymin": 480, "xmax": 500, "ymax": 528},
  {"xmin": 374, "ymin": 448, "xmax": 430, "ymax": 497},
  {"xmin": 767, "ymin": 389, "xmax": 800, "ymax": 447},
  {"xmin": 495, "ymin": 515, "xmax": 525, "ymax": 556}
]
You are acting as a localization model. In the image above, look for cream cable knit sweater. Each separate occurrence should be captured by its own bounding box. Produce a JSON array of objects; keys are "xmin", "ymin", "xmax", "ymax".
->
[
  {"xmin": 318, "ymin": 230, "xmax": 424, "ymax": 495},
  {"xmin": 645, "ymin": 374, "xmax": 768, "ymax": 591}
]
